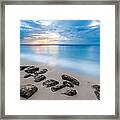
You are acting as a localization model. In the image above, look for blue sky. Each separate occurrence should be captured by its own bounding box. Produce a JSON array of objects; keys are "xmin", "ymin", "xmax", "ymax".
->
[{"xmin": 20, "ymin": 20, "xmax": 100, "ymax": 45}]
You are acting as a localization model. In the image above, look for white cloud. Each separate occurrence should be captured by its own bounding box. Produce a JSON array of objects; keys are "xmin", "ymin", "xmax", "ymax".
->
[
  {"xmin": 40, "ymin": 20, "xmax": 53, "ymax": 26},
  {"xmin": 32, "ymin": 20, "xmax": 41, "ymax": 25},
  {"xmin": 20, "ymin": 21, "xmax": 32, "ymax": 29},
  {"xmin": 88, "ymin": 20, "xmax": 100, "ymax": 27}
]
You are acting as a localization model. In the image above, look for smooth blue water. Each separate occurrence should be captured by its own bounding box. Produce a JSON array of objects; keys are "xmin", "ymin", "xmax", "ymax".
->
[
  {"xmin": 20, "ymin": 20, "xmax": 100, "ymax": 79},
  {"xmin": 20, "ymin": 45, "xmax": 100, "ymax": 79}
]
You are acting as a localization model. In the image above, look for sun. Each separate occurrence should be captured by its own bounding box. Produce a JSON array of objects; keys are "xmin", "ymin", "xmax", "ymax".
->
[{"xmin": 23, "ymin": 32, "xmax": 60, "ymax": 44}]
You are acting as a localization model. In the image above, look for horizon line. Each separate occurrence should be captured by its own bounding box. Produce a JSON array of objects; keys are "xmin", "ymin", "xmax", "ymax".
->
[{"xmin": 20, "ymin": 44, "xmax": 100, "ymax": 46}]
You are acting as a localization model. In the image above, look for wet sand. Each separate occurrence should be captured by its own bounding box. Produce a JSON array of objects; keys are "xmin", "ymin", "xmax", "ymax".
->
[{"xmin": 20, "ymin": 58, "xmax": 100, "ymax": 100}]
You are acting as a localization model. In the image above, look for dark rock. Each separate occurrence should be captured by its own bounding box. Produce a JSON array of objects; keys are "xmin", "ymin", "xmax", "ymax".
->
[
  {"xmin": 20, "ymin": 84, "xmax": 38, "ymax": 99},
  {"xmin": 28, "ymin": 66, "xmax": 35, "ymax": 68},
  {"xmin": 20, "ymin": 65, "xmax": 30, "ymax": 71},
  {"xmin": 62, "ymin": 74, "xmax": 80, "ymax": 86},
  {"xmin": 61, "ymin": 89, "xmax": 77, "ymax": 96},
  {"xmin": 30, "ymin": 73, "xmax": 37, "ymax": 77},
  {"xmin": 51, "ymin": 84, "xmax": 66, "ymax": 92},
  {"xmin": 94, "ymin": 91, "xmax": 100, "ymax": 100},
  {"xmin": 24, "ymin": 74, "xmax": 32, "ymax": 78},
  {"xmin": 91, "ymin": 85, "xmax": 100, "ymax": 92},
  {"xmin": 34, "ymin": 75, "xmax": 46, "ymax": 82},
  {"xmin": 29, "ymin": 69, "xmax": 48, "ymax": 77},
  {"xmin": 35, "ymin": 69, "xmax": 48, "ymax": 74},
  {"xmin": 63, "ymin": 81, "xmax": 74, "ymax": 87},
  {"xmin": 25, "ymin": 67, "xmax": 39, "ymax": 73},
  {"xmin": 43, "ymin": 79, "xmax": 59, "ymax": 88}
]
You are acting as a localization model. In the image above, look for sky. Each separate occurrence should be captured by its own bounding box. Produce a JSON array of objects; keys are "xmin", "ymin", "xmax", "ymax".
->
[{"xmin": 20, "ymin": 20, "xmax": 100, "ymax": 45}]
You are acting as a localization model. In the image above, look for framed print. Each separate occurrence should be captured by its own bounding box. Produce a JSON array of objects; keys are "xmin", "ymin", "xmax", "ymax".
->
[{"xmin": 0, "ymin": 0, "xmax": 119, "ymax": 119}]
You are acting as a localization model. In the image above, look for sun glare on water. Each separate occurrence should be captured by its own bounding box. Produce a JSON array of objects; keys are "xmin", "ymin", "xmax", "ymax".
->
[
  {"xmin": 31, "ymin": 45, "xmax": 59, "ymax": 55},
  {"xmin": 23, "ymin": 32, "xmax": 61, "ymax": 55}
]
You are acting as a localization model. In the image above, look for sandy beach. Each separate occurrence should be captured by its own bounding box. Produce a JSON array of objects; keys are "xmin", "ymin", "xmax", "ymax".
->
[{"xmin": 20, "ymin": 58, "xmax": 100, "ymax": 100}]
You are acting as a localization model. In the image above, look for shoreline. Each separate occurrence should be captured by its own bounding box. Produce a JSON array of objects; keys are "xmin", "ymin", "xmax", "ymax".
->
[{"xmin": 20, "ymin": 58, "xmax": 100, "ymax": 100}]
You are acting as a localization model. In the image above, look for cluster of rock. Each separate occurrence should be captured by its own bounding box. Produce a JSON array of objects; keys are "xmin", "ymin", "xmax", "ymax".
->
[
  {"xmin": 20, "ymin": 84, "xmax": 38, "ymax": 99},
  {"xmin": 91, "ymin": 84, "xmax": 100, "ymax": 100},
  {"xmin": 20, "ymin": 65, "xmax": 80, "ymax": 99},
  {"xmin": 20, "ymin": 65, "xmax": 100, "ymax": 100},
  {"xmin": 21, "ymin": 65, "xmax": 47, "ymax": 82}
]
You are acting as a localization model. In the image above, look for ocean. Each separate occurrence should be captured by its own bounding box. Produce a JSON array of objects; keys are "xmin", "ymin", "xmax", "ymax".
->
[{"xmin": 20, "ymin": 45, "xmax": 100, "ymax": 79}]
